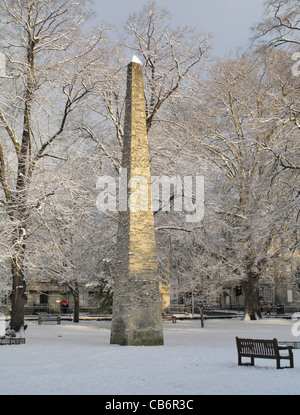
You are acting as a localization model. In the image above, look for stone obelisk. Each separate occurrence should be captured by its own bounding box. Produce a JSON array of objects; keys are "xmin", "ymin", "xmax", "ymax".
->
[{"xmin": 110, "ymin": 56, "xmax": 164, "ymax": 346}]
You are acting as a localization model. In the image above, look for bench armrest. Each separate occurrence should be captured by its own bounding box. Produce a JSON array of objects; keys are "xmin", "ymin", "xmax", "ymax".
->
[{"xmin": 278, "ymin": 345, "xmax": 294, "ymax": 350}]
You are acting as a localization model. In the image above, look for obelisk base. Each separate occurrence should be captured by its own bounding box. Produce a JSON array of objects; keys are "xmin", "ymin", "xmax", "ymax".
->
[
  {"xmin": 110, "ymin": 326, "xmax": 164, "ymax": 346},
  {"xmin": 110, "ymin": 293, "xmax": 164, "ymax": 346}
]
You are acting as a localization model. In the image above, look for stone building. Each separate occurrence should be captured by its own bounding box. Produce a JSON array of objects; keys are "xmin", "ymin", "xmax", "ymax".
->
[
  {"xmin": 25, "ymin": 281, "xmax": 97, "ymax": 314},
  {"xmin": 220, "ymin": 254, "xmax": 300, "ymax": 313},
  {"xmin": 0, "ymin": 280, "xmax": 99, "ymax": 315}
]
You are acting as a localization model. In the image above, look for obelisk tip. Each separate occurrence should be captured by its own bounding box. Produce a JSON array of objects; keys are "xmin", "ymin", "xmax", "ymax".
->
[{"xmin": 132, "ymin": 55, "xmax": 142, "ymax": 65}]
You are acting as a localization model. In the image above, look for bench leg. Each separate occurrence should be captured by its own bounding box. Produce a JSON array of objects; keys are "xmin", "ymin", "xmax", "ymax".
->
[
  {"xmin": 238, "ymin": 356, "xmax": 254, "ymax": 366},
  {"xmin": 277, "ymin": 359, "xmax": 291, "ymax": 369},
  {"xmin": 289, "ymin": 350, "xmax": 294, "ymax": 368},
  {"xmin": 277, "ymin": 352, "xmax": 294, "ymax": 369},
  {"xmin": 276, "ymin": 358, "xmax": 281, "ymax": 369}
]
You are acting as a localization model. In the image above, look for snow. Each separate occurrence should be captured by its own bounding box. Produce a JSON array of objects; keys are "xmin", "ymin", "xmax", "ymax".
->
[
  {"xmin": 0, "ymin": 318, "xmax": 299, "ymax": 395},
  {"xmin": 132, "ymin": 55, "xmax": 142, "ymax": 65}
]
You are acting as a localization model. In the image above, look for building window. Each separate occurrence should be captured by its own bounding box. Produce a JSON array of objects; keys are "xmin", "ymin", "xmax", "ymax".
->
[
  {"xmin": 259, "ymin": 286, "xmax": 273, "ymax": 304},
  {"xmin": 40, "ymin": 293, "xmax": 48, "ymax": 304},
  {"xmin": 0, "ymin": 295, "xmax": 8, "ymax": 305}
]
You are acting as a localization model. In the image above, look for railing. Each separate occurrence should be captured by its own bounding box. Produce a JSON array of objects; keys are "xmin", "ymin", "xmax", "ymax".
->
[
  {"xmin": 165, "ymin": 303, "xmax": 300, "ymax": 316},
  {"xmin": 24, "ymin": 305, "xmax": 103, "ymax": 315},
  {"xmin": 25, "ymin": 305, "xmax": 51, "ymax": 315}
]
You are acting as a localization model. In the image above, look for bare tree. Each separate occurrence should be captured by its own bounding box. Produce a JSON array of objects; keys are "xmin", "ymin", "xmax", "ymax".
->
[
  {"xmin": 251, "ymin": 1, "xmax": 300, "ymax": 254},
  {"xmin": 26, "ymin": 145, "xmax": 117, "ymax": 323},
  {"xmin": 252, "ymin": 0, "xmax": 300, "ymax": 172},
  {"xmin": 83, "ymin": 1, "xmax": 210, "ymax": 171},
  {"xmin": 252, "ymin": 0, "xmax": 300, "ymax": 49},
  {"xmin": 174, "ymin": 226, "xmax": 240, "ymax": 327},
  {"xmin": 0, "ymin": 0, "xmax": 105, "ymax": 334},
  {"xmin": 187, "ymin": 49, "xmax": 299, "ymax": 319}
]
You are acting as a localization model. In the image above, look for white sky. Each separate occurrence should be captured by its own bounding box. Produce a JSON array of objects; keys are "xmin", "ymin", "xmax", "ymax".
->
[{"xmin": 91, "ymin": 0, "xmax": 266, "ymax": 56}]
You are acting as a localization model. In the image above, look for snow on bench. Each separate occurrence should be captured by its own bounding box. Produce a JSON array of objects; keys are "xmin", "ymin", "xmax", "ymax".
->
[
  {"xmin": 0, "ymin": 337, "xmax": 26, "ymax": 345},
  {"xmin": 38, "ymin": 314, "xmax": 61, "ymax": 325}
]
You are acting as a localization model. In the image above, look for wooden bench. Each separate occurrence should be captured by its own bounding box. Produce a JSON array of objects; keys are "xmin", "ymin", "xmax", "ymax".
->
[
  {"xmin": 162, "ymin": 314, "xmax": 177, "ymax": 323},
  {"xmin": 38, "ymin": 314, "xmax": 61, "ymax": 325},
  {"xmin": 236, "ymin": 337, "xmax": 294, "ymax": 369}
]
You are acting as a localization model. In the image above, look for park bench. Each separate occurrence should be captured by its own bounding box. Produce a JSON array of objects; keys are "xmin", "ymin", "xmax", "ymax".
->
[
  {"xmin": 236, "ymin": 337, "xmax": 294, "ymax": 369},
  {"xmin": 38, "ymin": 314, "xmax": 61, "ymax": 325},
  {"xmin": 0, "ymin": 337, "xmax": 26, "ymax": 345},
  {"xmin": 162, "ymin": 314, "xmax": 177, "ymax": 323}
]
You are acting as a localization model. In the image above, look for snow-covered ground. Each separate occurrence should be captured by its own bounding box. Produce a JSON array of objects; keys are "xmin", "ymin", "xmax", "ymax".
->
[{"xmin": 0, "ymin": 318, "xmax": 299, "ymax": 395}]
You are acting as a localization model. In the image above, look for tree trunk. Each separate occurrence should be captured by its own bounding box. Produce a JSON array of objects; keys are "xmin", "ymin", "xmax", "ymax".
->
[
  {"xmin": 73, "ymin": 292, "xmax": 80, "ymax": 323},
  {"xmin": 68, "ymin": 282, "xmax": 80, "ymax": 323},
  {"xmin": 200, "ymin": 306, "xmax": 205, "ymax": 328},
  {"xmin": 8, "ymin": 256, "xmax": 27, "ymax": 335},
  {"xmin": 8, "ymin": 221, "xmax": 28, "ymax": 335},
  {"xmin": 191, "ymin": 292, "xmax": 194, "ymax": 317},
  {"xmin": 242, "ymin": 271, "xmax": 262, "ymax": 320},
  {"xmin": 6, "ymin": 22, "xmax": 35, "ymax": 335}
]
